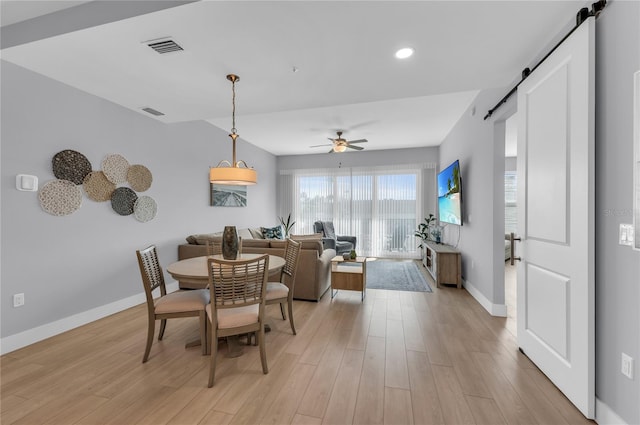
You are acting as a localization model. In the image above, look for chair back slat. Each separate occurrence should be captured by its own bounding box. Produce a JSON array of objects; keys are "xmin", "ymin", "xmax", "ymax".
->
[
  {"xmin": 282, "ymin": 239, "xmax": 301, "ymax": 290},
  {"xmin": 208, "ymin": 255, "xmax": 269, "ymax": 309},
  {"xmin": 136, "ymin": 246, "xmax": 166, "ymax": 299}
]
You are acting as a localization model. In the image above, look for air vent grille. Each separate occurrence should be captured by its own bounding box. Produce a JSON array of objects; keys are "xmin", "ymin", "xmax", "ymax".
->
[
  {"xmin": 147, "ymin": 39, "xmax": 183, "ymax": 54},
  {"xmin": 141, "ymin": 107, "xmax": 165, "ymax": 116}
]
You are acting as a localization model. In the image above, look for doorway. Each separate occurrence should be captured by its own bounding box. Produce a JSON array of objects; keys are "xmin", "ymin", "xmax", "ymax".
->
[{"xmin": 504, "ymin": 113, "xmax": 518, "ymax": 337}]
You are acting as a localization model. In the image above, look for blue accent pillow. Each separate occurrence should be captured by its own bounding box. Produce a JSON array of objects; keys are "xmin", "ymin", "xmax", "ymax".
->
[{"xmin": 261, "ymin": 225, "xmax": 284, "ymax": 239}]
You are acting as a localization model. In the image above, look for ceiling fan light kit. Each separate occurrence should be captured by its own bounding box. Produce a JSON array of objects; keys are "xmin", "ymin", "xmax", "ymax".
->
[
  {"xmin": 311, "ymin": 130, "xmax": 368, "ymax": 154},
  {"xmin": 209, "ymin": 74, "xmax": 257, "ymax": 185}
]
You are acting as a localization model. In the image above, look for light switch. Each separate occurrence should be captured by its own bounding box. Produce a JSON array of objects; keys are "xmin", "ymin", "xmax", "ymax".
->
[
  {"xmin": 16, "ymin": 175, "xmax": 38, "ymax": 192},
  {"xmin": 619, "ymin": 224, "xmax": 634, "ymax": 246}
]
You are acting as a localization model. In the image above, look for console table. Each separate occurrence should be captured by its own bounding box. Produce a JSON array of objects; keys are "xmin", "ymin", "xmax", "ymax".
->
[{"xmin": 423, "ymin": 241, "xmax": 461, "ymax": 288}]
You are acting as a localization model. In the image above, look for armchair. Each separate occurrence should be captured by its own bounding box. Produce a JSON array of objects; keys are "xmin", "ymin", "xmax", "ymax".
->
[{"xmin": 313, "ymin": 221, "xmax": 357, "ymax": 255}]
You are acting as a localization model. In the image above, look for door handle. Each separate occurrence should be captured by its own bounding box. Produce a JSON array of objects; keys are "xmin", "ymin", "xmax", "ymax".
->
[{"xmin": 510, "ymin": 232, "xmax": 522, "ymax": 266}]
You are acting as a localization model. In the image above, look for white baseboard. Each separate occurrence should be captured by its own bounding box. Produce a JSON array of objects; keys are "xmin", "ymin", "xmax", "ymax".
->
[
  {"xmin": 596, "ymin": 397, "xmax": 628, "ymax": 425},
  {"xmin": 462, "ymin": 278, "xmax": 508, "ymax": 317},
  {"xmin": 0, "ymin": 282, "xmax": 179, "ymax": 355}
]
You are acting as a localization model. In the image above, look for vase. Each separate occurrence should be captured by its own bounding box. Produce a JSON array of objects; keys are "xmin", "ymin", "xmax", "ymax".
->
[{"xmin": 222, "ymin": 226, "xmax": 238, "ymax": 260}]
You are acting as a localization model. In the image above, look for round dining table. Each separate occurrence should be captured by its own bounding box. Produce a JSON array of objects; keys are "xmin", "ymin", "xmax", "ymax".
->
[
  {"xmin": 166, "ymin": 253, "xmax": 285, "ymax": 357},
  {"xmin": 167, "ymin": 253, "xmax": 285, "ymax": 287}
]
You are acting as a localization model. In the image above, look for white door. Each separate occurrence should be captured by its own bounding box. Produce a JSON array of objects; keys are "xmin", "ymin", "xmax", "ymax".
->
[{"xmin": 516, "ymin": 18, "xmax": 595, "ymax": 418}]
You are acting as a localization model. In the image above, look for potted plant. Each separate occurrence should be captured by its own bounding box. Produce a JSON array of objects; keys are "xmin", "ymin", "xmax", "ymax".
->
[
  {"xmin": 278, "ymin": 213, "xmax": 296, "ymax": 238},
  {"xmin": 414, "ymin": 214, "xmax": 436, "ymax": 264}
]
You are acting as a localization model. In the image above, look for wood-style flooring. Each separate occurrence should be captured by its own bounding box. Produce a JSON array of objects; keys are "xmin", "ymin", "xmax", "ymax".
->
[{"xmin": 1, "ymin": 261, "xmax": 592, "ymax": 424}]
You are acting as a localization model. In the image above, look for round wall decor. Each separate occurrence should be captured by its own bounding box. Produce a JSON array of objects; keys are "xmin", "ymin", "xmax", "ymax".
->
[
  {"xmin": 39, "ymin": 179, "xmax": 83, "ymax": 216},
  {"xmin": 83, "ymin": 171, "xmax": 116, "ymax": 202},
  {"xmin": 111, "ymin": 187, "xmax": 138, "ymax": 216},
  {"xmin": 52, "ymin": 150, "xmax": 92, "ymax": 185},
  {"xmin": 127, "ymin": 164, "xmax": 153, "ymax": 192},
  {"xmin": 133, "ymin": 196, "xmax": 157, "ymax": 222},
  {"xmin": 102, "ymin": 154, "xmax": 130, "ymax": 185}
]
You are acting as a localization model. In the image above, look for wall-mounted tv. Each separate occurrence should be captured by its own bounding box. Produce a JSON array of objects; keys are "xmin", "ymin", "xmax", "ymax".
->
[{"xmin": 437, "ymin": 160, "xmax": 463, "ymax": 225}]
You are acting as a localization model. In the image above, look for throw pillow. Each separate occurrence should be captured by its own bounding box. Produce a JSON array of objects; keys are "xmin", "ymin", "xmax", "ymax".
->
[
  {"xmin": 249, "ymin": 227, "xmax": 264, "ymax": 239},
  {"xmin": 261, "ymin": 225, "xmax": 284, "ymax": 240}
]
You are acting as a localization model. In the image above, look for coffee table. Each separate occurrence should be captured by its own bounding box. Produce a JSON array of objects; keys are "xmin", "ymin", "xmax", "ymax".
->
[{"xmin": 330, "ymin": 256, "xmax": 367, "ymax": 301}]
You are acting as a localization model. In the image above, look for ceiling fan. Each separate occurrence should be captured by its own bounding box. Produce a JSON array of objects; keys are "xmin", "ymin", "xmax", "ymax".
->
[{"xmin": 310, "ymin": 131, "xmax": 368, "ymax": 153}]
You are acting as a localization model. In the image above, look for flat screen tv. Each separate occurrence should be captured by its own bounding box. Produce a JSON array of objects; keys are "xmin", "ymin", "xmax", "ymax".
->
[{"xmin": 437, "ymin": 160, "xmax": 463, "ymax": 225}]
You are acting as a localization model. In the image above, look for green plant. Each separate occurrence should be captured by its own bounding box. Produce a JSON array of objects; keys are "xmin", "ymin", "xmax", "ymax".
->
[
  {"xmin": 278, "ymin": 213, "xmax": 296, "ymax": 237},
  {"xmin": 414, "ymin": 214, "xmax": 436, "ymax": 248}
]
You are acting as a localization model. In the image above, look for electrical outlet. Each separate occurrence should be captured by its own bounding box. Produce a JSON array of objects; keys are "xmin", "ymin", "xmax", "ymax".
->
[
  {"xmin": 13, "ymin": 293, "xmax": 25, "ymax": 308},
  {"xmin": 621, "ymin": 353, "xmax": 634, "ymax": 379}
]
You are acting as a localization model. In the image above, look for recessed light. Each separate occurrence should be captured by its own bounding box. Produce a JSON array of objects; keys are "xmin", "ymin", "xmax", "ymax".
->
[{"xmin": 395, "ymin": 47, "xmax": 414, "ymax": 59}]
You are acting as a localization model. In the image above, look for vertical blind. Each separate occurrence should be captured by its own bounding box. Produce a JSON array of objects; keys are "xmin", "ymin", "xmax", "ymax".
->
[{"xmin": 278, "ymin": 163, "xmax": 436, "ymax": 258}]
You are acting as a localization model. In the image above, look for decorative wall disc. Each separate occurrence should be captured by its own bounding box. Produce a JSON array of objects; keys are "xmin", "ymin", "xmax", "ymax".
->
[
  {"xmin": 39, "ymin": 179, "xmax": 83, "ymax": 216},
  {"xmin": 127, "ymin": 164, "xmax": 153, "ymax": 192},
  {"xmin": 134, "ymin": 196, "xmax": 157, "ymax": 222},
  {"xmin": 52, "ymin": 150, "xmax": 92, "ymax": 185},
  {"xmin": 111, "ymin": 187, "xmax": 138, "ymax": 216},
  {"xmin": 83, "ymin": 171, "xmax": 116, "ymax": 202},
  {"xmin": 102, "ymin": 154, "xmax": 130, "ymax": 185}
]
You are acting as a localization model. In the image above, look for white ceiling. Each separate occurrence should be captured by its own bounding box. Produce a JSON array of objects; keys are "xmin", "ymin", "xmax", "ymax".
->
[
  {"xmin": 0, "ymin": 1, "xmax": 584, "ymax": 156},
  {"xmin": 0, "ymin": 1, "xmax": 92, "ymax": 27}
]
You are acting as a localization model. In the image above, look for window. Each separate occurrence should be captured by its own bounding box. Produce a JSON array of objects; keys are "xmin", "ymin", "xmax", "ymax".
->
[{"xmin": 279, "ymin": 164, "xmax": 435, "ymax": 257}]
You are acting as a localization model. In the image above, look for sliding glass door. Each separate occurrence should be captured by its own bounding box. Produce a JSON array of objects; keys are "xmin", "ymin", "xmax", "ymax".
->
[{"xmin": 279, "ymin": 164, "xmax": 435, "ymax": 258}]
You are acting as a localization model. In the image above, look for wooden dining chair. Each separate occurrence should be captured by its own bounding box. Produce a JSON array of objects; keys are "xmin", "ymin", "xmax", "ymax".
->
[
  {"xmin": 206, "ymin": 240, "xmax": 222, "ymax": 256},
  {"xmin": 136, "ymin": 245, "xmax": 210, "ymax": 363},
  {"xmin": 206, "ymin": 255, "xmax": 269, "ymax": 387},
  {"xmin": 265, "ymin": 239, "xmax": 301, "ymax": 335}
]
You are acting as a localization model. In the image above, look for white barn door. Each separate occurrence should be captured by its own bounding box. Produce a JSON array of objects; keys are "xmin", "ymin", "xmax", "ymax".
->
[{"xmin": 516, "ymin": 18, "xmax": 595, "ymax": 418}]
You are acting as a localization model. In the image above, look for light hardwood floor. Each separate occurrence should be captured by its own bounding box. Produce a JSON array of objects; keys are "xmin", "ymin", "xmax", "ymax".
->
[{"xmin": 1, "ymin": 262, "xmax": 592, "ymax": 425}]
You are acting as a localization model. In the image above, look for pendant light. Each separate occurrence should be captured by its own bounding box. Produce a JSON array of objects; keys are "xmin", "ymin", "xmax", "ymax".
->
[{"xmin": 209, "ymin": 74, "xmax": 257, "ymax": 185}]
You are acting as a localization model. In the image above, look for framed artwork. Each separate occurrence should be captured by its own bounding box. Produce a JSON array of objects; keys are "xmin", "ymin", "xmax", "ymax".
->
[{"xmin": 210, "ymin": 184, "xmax": 247, "ymax": 207}]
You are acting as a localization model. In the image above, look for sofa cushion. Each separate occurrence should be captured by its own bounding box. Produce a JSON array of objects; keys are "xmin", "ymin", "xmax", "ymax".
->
[
  {"xmin": 262, "ymin": 225, "xmax": 284, "ymax": 239},
  {"xmin": 187, "ymin": 233, "xmax": 221, "ymax": 245},
  {"xmin": 269, "ymin": 240, "xmax": 287, "ymax": 250},
  {"xmin": 291, "ymin": 233, "xmax": 323, "ymax": 241},
  {"xmin": 237, "ymin": 228, "xmax": 253, "ymax": 240},
  {"xmin": 249, "ymin": 227, "xmax": 264, "ymax": 239},
  {"xmin": 243, "ymin": 239, "xmax": 271, "ymax": 249}
]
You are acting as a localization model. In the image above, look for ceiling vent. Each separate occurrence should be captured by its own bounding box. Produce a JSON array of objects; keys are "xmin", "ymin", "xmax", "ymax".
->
[
  {"xmin": 147, "ymin": 38, "xmax": 183, "ymax": 54},
  {"xmin": 141, "ymin": 107, "xmax": 165, "ymax": 116}
]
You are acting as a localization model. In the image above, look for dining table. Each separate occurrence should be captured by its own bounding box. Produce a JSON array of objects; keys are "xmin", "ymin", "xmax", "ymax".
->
[{"xmin": 166, "ymin": 253, "xmax": 285, "ymax": 357}]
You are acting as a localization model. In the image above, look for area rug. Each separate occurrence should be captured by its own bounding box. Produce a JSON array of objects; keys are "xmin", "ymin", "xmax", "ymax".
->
[{"xmin": 365, "ymin": 259, "xmax": 432, "ymax": 292}]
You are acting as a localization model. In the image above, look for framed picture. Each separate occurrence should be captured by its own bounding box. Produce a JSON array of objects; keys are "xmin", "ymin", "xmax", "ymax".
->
[{"xmin": 210, "ymin": 184, "xmax": 247, "ymax": 207}]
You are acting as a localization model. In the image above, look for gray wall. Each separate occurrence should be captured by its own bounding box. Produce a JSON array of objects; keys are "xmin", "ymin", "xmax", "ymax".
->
[
  {"xmin": 1, "ymin": 61, "xmax": 277, "ymax": 338},
  {"xmin": 594, "ymin": 1, "xmax": 640, "ymax": 422},
  {"xmin": 438, "ymin": 1, "xmax": 640, "ymax": 422},
  {"xmin": 438, "ymin": 88, "xmax": 507, "ymax": 305}
]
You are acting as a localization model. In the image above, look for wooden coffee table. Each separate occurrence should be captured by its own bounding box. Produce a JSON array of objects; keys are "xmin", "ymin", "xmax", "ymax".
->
[{"xmin": 330, "ymin": 256, "xmax": 367, "ymax": 301}]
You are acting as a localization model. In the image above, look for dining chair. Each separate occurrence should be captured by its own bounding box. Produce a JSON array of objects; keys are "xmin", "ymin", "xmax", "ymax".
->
[
  {"xmin": 136, "ymin": 245, "xmax": 210, "ymax": 363},
  {"xmin": 206, "ymin": 254, "xmax": 269, "ymax": 387},
  {"xmin": 206, "ymin": 240, "xmax": 222, "ymax": 256},
  {"xmin": 265, "ymin": 238, "xmax": 301, "ymax": 335}
]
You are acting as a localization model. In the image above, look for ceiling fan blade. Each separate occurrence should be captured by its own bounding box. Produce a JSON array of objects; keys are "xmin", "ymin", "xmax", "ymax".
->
[
  {"xmin": 328, "ymin": 137, "xmax": 337, "ymax": 142},
  {"xmin": 346, "ymin": 139, "xmax": 368, "ymax": 144},
  {"xmin": 310, "ymin": 143, "xmax": 333, "ymax": 148},
  {"xmin": 347, "ymin": 144, "xmax": 365, "ymax": 150},
  {"xmin": 328, "ymin": 148, "xmax": 335, "ymax": 153}
]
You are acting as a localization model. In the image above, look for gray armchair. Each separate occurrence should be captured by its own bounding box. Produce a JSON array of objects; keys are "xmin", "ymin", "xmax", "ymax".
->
[{"xmin": 313, "ymin": 221, "xmax": 357, "ymax": 255}]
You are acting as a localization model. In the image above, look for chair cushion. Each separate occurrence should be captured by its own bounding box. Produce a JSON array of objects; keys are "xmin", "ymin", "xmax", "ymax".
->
[
  {"xmin": 266, "ymin": 282, "xmax": 289, "ymax": 300},
  {"xmin": 322, "ymin": 221, "xmax": 336, "ymax": 240},
  {"xmin": 154, "ymin": 289, "xmax": 209, "ymax": 314},
  {"xmin": 206, "ymin": 303, "xmax": 260, "ymax": 329}
]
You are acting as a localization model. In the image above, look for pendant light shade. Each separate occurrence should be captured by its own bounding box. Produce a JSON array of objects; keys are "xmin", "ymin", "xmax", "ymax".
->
[{"xmin": 210, "ymin": 74, "xmax": 257, "ymax": 185}]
